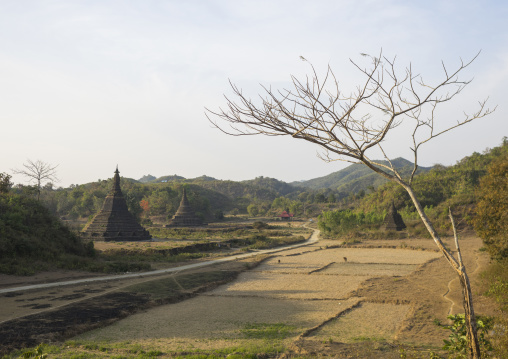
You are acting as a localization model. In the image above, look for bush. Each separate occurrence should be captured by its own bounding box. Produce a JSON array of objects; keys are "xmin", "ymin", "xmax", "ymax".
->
[
  {"xmin": 0, "ymin": 193, "xmax": 94, "ymax": 275},
  {"xmin": 473, "ymin": 151, "xmax": 508, "ymax": 259},
  {"xmin": 318, "ymin": 209, "xmax": 384, "ymax": 237},
  {"xmin": 438, "ymin": 314, "xmax": 492, "ymax": 358}
]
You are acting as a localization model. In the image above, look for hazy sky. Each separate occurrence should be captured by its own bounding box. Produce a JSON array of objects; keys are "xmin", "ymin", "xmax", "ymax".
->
[{"xmin": 1, "ymin": 0, "xmax": 507, "ymax": 187}]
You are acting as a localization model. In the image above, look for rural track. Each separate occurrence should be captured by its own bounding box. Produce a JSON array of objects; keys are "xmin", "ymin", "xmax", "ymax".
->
[
  {"xmin": 443, "ymin": 250, "xmax": 483, "ymax": 316},
  {"xmin": 0, "ymin": 226, "xmax": 320, "ymax": 295}
]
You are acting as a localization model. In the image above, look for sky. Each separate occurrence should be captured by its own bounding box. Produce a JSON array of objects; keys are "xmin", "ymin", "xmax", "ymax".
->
[{"xmin": 1, "ymin": 0, "xmax": 507, "ymax": 187}]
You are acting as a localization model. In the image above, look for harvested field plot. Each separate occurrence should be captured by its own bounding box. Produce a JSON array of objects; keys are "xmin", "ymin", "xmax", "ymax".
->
[
  {"xmin": 1, "ymin": 232, "xmax": 490, "ymax": 358},
  {"xmin": 211, "ymin": 272, "xmax": 369, "ymax": 299},
  {"xmin": 73, "ymin": 241, "xmax": 444, "ymax": 356},
  {"xmin": 77, "ymin": 296, "xmax": 360, "ymax": 342},
  {"xmin": 310, "ymin": 302, "xmax": 411, "ymax": 342},
  {"xmin": 257, "ymin": 247, "xmax": 440, "ymax": 274},
  {"xmin": 319, "ymin": 262, "xmax": 420, "ymax": 276}
]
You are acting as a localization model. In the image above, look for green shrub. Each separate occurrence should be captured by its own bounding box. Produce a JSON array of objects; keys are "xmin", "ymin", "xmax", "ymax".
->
[
  {"xmin": 318, "ymin": 209, "xmax": 384, "ymax": 237},
  {"xmin": 438, "ymin": 314, "xmax": 492, "ymax": 358}
]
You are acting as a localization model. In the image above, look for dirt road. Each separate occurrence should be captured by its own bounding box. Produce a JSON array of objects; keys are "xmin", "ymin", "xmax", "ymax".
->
[{"xmin": 0, "ymin": 227, "xmax": 320, "ymax": 295}]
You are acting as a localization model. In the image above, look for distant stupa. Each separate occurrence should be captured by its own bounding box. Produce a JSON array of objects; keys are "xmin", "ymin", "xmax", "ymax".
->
[
  {"xmin": 383, "ymin": 202, "xmax": 406, "ymax": 231},
  {"xmin": 165, "ymin": 188, "xmax": 206, "ymax": 227},
  {"xmin": 81, "ymin": 167, "xmax": 151, "ymax": 241}
]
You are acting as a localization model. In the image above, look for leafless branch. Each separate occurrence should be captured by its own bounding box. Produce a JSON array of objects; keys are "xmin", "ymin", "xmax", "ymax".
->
[
  {"xmin": 206, "ymin": 51, "xmax": 493, "ymax": 188},
  {"xmin": 12, "ymin": 159, "xmax": 59, "ymax": 201},
  {"xmin": 207, "ymin": 50, "xmax": 492, "ymax": 359}
]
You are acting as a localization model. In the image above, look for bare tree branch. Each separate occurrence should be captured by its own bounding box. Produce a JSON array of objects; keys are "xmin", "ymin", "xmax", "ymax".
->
[
  {"xmin": 12, "ymin": 159, "xmax": 59, "ymax": 201},
  {"xmin": 206, "ymin": 52, "xmax": 495, "ymax": 358}
]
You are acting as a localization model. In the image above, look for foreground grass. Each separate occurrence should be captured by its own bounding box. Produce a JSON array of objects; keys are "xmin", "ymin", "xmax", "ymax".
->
[
  {"xmin": 5, "ymin": 340, "xmax": 450, "ymax": 359},
  {"xmin": 6, "ymin": 340, "xmax": 287, "ymax": 359}
]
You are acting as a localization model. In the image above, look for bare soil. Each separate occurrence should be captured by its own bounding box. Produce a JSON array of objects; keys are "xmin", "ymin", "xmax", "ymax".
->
[{"xmin": 0, "ymin": 258, "xmax": 259, "ymax": 355}]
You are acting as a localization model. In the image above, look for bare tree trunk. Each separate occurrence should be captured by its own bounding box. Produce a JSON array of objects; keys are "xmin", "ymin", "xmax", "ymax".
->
[
  {"xmin": 460, "ymin": 271, "xmax": 481, "ymax": 358},
  {"xmin": 403, "ymin": 185, "xmax": 480, "ymax": 359},
  {"xmin": 207, "ymin": 52, "xmax": 494, "ymax": 359}
]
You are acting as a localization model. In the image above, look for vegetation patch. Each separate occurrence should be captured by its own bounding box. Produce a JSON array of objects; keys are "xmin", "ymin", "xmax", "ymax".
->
[
  {"xmin": 0, "ymin": 193, "xmax": 95, "ymax": 275},
  {"xmin": 10, "ymin": 340, "xmax": 288, "ymax": 359},
  {"xmin": 240, "ymin": 322, "xmax": 296, "ymax": 339}
]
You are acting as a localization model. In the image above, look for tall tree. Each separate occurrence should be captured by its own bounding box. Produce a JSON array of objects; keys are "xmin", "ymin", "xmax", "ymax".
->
[
  {"xmin": 13, "ymin": 159, "xmax": 59, "ymax": 201},
  {"xmin": 0, "ymin": 172, "xmax": 13, "ymax": 193},
  {"xmin": 473, "ymin": 148, "xmax": 508, "ymax": 259},
  {"xmin": 207, "ymin": 51, "xmax": 495, "ymax": 358}
]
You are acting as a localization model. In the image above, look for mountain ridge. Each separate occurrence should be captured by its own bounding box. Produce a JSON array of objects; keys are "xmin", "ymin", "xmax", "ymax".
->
[{"xmin": 291, "ymin": 157, "xmax": 432, "ymax": 192}]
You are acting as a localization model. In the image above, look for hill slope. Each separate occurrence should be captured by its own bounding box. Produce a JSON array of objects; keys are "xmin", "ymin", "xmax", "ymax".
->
[
  {"xmin": 0, "ymin": 193, "xmax": 94, "ymax": 275},
  {"xmin": 294, "ymin": 158, "xmax": 431, "ymax": 193}
]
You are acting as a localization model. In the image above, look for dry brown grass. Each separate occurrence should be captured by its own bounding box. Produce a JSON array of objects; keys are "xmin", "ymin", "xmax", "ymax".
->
[
  {"xmin": 5, "ymin": 234, "xmax": 492, "ymax": 358},
  {"xmin": 311, "ymin": 302, "xmax": 411, "ymax": 342},
  {"xmin": 73, "ymin": 237, "xmax": 448, "ymax": 356}
]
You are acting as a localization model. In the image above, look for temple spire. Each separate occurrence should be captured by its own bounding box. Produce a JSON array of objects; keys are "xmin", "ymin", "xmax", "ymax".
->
[
  {"xmin": 112, "ymin": 166, "xmax": 122, "ymax": 195},
  {"xmin": 180, "ymin": 187, "xmax": 189, "ymax": 207}
]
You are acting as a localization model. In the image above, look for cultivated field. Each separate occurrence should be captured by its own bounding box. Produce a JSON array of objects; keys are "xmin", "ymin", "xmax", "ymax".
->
[
  {"xmin": 1, "ymin": 231, "xmax": 495, "ymax": 358},
  {"xmin": 68, "ymin": 234, "xmax": 493, "ymax": 358}
]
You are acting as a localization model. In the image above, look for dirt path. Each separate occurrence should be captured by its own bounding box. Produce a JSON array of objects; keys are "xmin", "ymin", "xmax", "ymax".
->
[{"xmin": 0, "ymin": 228, "xmax": 319, "ymax": 295}]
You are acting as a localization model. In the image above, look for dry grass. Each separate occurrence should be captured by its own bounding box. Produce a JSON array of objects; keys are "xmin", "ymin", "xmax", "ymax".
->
[
  {"xmin": 72, "ymin": 239, "xmax": 445, "ymax": 356},
  {"xmin": 310, "ymin": 302, "xmax": 411, "ymax": 342},
  {"xmin": 210, "ymin": 272, "xmax": 370, "ymax": 299},
  {"xmin": 77, "ymin": 296, "xmax": 360, "ymax": 343}
]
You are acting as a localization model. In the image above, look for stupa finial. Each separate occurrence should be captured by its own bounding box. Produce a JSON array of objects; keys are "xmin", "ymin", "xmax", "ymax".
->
[{"xmin": 112, "ymin": 165, "xmax": 121, "ymax": 194}]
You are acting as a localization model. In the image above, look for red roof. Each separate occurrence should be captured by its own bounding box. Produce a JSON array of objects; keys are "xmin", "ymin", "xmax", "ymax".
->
[{"xmin": 279, "ymin": 211, "xmax": 294, "ymax": 218}]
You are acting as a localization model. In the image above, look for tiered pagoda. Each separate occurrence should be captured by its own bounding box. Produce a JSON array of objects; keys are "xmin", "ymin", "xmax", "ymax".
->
[
  {"xmin": 81, "ymin": 167, "xmax": 151, "ymax": 241},
  {"xmin": 383, "ymin": 202, "xmax": 406, "ymax": 231},
  {"xmin": 165, "ymin": 188, "xmax": 206, "ymax": 227}
]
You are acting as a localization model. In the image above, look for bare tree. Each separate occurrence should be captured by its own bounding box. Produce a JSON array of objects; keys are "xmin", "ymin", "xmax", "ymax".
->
[
  {"xmin": 13, "ymin": 159, "xmax": 59, "ymax": 201},
  {"xmin": 207, "ymin": 51, "xmax": 495, "ymax": 358}
]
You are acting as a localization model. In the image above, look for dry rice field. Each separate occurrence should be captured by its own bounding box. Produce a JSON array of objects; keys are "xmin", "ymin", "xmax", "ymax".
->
[{"xmin": 74, "ymin": 235, "xmax": 481, "ymax": 356}]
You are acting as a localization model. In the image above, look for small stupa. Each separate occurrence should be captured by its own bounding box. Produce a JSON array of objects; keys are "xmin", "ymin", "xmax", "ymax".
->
[
  {"xmin": 383, "ymin": 202, "xmax": 406, "ymax": 231},
  {"xmin": 165, "ymin": 188, "xmax": 206, "ymax": 227},
  {"xmin": 81, "ymin": 167, "xmax": 151, "ymax": 241}
]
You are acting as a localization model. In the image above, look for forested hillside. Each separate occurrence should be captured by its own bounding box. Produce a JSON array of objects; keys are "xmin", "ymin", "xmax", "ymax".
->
[
  {"xmin": 294, "ymin": 158, "xmax": 431, "ymax": 195},
  {"xmin": 6, "ymin": 139, "xmax": 506, "ymax": 232},
  {"xmin": 318, "ymin": 138, "xmax": 508, "ymax": 238},
  {"xmin": 0, "ymin": 192, "xmax": 94, "ymax": 275},
  {"xmin": 26, "ymin": 175, "xmax": 338, "ymax": 224}
]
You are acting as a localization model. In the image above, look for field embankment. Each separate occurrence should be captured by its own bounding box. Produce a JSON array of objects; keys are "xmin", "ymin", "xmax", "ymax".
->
[{"xmin": 42, "ymin": 235, "xmax": 492, "ymax": 358}]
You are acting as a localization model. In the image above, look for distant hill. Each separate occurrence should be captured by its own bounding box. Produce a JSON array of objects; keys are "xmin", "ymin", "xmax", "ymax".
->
[
  {"xmin": 153, "ymin": 175, "xmax": 186, "ymax": 183},
  {"xmin": 191, "ymin": 175, "xmax": 218, "ymax": 182},
  {"xmin": 139, "ymin": 174, "xmax": 218, "ymax": 183},
  {"xmin": 241, "ymin": 176, "xmax": 298, "ymax": 196},
  {"xmin": 138, "ymin": 174, "xmax": 156, "ymax": 183},
  {"xmin": 293, "ymin": 158, "xmax": 432, "ymax": 195}
]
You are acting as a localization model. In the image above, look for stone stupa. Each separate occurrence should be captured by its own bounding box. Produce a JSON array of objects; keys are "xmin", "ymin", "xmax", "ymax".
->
[
  {"xmin": 81, "ymin": 167, "xmax": 151, "ymax": 241},
  {"xmin": 383, "ymin": 202, "xmax": 406, "ymax": 231},
  {"xmin": 165, "ymin": 188, "xmax": 206, "ymax": 227}
]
